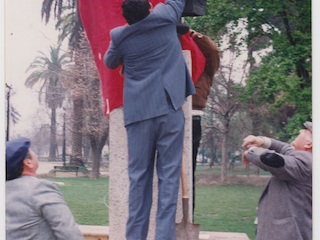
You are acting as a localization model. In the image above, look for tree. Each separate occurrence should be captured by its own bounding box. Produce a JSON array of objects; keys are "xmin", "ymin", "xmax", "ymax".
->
[
  {"xmin": 5, "ymin": 84, "xmax": 21, "ymax": 141},
  {"xmin": 186, "ymin": 0, "xmax": 311, "ymax": 181},
  {"xmin": 84, "ymin": 78, "xmax": 109, "ymax": 179},
  {"xmin": 241, "ymin": 0, "xmax": 311, "ymax": 139},
  {"xmin": 206, "ymin": 65, "xmax": 244, "ymax": 183},
  {"xmin": 201, "ymin": 109, "xmax": 221, "ymax": 167},
  {"xmin": 65, "ymin": 33, "xmax": 109, "ymax": 178},
  {"xmin": 186, "ymin": 0, "xmax": 311, "ymax": 138},
  {"xmin": 25, "ymin": 45, "xmax": 68, "ymax": 161},
  {"xmin": 41, "ymin": 0, "xmax": 87, "ymax": 166}
]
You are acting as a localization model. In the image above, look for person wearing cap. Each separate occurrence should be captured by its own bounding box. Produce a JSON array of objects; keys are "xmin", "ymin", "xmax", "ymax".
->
[
  {"xmin": 6, "ymin": 137, "xmax": 84, "ymax": 240},
  {"xmin": 241, "ymin": 122, "xmax": 312, "ymax": 240}
]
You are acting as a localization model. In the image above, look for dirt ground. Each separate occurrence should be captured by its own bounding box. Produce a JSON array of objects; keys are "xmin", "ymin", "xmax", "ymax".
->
[{"xmin": 196, "ymin": 172, "xmax": 271, "ymax": 187}]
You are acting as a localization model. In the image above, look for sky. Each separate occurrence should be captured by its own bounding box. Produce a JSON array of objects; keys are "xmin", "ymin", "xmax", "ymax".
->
[
  {"xmin": 4, "ymin": 0, "xmax": 63, "ymax": 137},
  {"xmin": 3, "ymin": 0, "xmax": 62, "ymax": 235}
]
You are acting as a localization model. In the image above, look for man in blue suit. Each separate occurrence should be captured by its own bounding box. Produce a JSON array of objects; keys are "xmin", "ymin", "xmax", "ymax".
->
[{"xmin": 104, "ymin": 0, "xmax": 195, "ymax": 239}]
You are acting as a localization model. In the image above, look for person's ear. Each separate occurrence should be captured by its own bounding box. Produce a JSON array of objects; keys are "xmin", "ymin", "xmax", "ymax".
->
[
  {"xmin": 149, "ymin": 2, "xmax": 153, "ymax": 11},
  {"xmin": 304, "ymin": 139, "xmax": 312, "ymax": 150},
  {"xmin": 23, "ymin": 159, "xmax": 33, "ymax": 168}
]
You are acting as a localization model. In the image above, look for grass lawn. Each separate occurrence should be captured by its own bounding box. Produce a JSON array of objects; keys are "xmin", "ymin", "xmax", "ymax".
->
[
  {"xmin": 47, "ymin": 174, "xmax": 264, "ymax": 240},
  {"xmin": 52, "ymin": 178, "xmax": 109, "ymax": 226},
  {"xmin": 194, "ymin": 185, "xmax": 262, "ymax": 240}
]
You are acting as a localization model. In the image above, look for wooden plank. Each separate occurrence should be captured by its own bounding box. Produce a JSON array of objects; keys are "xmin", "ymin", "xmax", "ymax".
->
[{"xmin": 78, "ymin": 225, "xmax": 250, "ymax": 240}]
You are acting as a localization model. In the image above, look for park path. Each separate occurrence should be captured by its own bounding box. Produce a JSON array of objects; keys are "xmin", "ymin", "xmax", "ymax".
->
[{"xmin": 37, "ymin": 161, "xmax": 59, "ymax": 174}]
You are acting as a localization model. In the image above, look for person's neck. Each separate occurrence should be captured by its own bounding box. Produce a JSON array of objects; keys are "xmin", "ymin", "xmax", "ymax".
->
[{"xmin": 21, "ymin": 170, "xmax": 36, "ymax": 177}]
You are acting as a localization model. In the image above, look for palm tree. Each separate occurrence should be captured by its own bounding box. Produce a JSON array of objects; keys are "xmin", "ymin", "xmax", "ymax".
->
[
  {"xmin": 41, "ymin": 0, "xmax": 86, "ymax": 166},
  {"xmin": 25, "ymin": 45, "xmax": 68, "ymax": 161},
  {"xmin": 6, "ymin": 84, "xmax": 21, "ymax": 141}
]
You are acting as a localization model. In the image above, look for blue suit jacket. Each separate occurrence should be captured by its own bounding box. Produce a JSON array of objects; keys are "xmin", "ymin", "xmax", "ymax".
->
[{"xmin": 104, "ymin": 0, "xmax": 195, "ymax": 126}]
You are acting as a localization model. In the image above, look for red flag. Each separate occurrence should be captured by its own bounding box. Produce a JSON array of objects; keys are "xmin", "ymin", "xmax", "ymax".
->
[
  {"xmin": 79, "ymin": 1, "xmax": 124, "ymax": 115},
  {"xmin": 79, "ymin": 0, "xmax": 205, "ymax": 115},
  {"xmin": 181, "ymin": 33, "xmax": 206, "ymax": 83}
]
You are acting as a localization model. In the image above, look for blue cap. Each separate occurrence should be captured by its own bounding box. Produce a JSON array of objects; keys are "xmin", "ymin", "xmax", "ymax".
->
[{"xmin": 6, "ymin": 137, "xmax": 31, "ymax": 176}]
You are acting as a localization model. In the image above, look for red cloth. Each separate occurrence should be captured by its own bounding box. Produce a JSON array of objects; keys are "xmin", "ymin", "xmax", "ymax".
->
[
  {"xmin": 79, "ymin": 0, "xmax": 205, "ymax": 115},
  {"xmin": 181, "ymin": 33, "xmax": 206, "ymax": 83}
]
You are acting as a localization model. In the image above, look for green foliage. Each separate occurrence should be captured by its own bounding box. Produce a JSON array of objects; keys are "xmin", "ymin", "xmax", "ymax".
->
[
  {"xmin": 186, "ymin": 0, "xmax": 312, "ymax": 138},
  {"xmin": 41, "ymin": 0, "xmax": 83, "ymax": 52},
  {"xmin": 241, "ymin": 52, "xmax": 311, "ymax": 139},
  {"xmin": 247, "ymin": 1, "xmax": 311, "ymax": 138},
  {"xmin": 25, "ymin": 45, "xmax": 68, "ymax": 109}
]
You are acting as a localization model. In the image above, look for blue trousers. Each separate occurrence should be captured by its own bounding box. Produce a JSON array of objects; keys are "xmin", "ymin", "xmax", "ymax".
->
[{"xmin": 125, "ymin": 107, "xmax": 184, "ymax": 240}]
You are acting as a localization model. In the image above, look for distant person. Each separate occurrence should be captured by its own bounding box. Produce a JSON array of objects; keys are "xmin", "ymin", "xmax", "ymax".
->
[
  {"xmin": 104, "ymin": 0, "xmax": 195, "ymax": 239},
  {"xmin": 6, "ymin": 137, "xmax": 84, "ymax": 240},
  {"xmin": 189, "ymin": 28, "xmax": 220, "ymax": 216},
  {"xmin": 242, "ymin": 121, "xmax": 312, "ymax": 240}
]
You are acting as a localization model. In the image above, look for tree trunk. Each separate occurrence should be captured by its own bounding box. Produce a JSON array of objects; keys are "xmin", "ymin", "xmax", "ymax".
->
[
  {"xmin": 83, "ymin": 138, "xmax": 90, "ymax": 164},
  {"xmin": 220, "ymin": 131, "xmax": 228, "ymax": 184},
  {"xmin": 209, "ymin": 146, "xmax": 215, "ymax": 167},
  {"xmin": 70, "ymin": 96, "xmax": 84, "ymax": 166},
  {"xmin": 90, "ymin": 132, "xmax": 108, "ymax": 179},
  {"xmin": 48, "ymin": 107, "xmax": 57, "ymax": 161},
  {"xmin": 90, "ymin": 141, "xmax": 101, "ymax": 180}
]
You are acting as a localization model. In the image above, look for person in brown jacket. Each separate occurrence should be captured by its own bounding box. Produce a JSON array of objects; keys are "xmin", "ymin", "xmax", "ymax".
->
[{"xmin": 189, "ymin": 29, "xmax": 220, "ymax": 217}]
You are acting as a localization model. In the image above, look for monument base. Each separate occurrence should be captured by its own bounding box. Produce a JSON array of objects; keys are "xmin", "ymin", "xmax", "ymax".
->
[{"xmin": 79, "ymin": 225, "xmax": 250, "ymax": 240}]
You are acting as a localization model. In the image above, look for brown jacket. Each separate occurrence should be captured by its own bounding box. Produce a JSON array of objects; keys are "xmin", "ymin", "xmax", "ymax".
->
[{"xmin": 191, "ymin": 32, "xmax": 220, "ymax": 110}]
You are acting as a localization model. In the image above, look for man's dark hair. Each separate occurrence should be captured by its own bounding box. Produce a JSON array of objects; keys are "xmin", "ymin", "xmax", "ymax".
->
[{"xmin": 122, "ymin": 0, "xmax": 151, "ymax": 25}]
